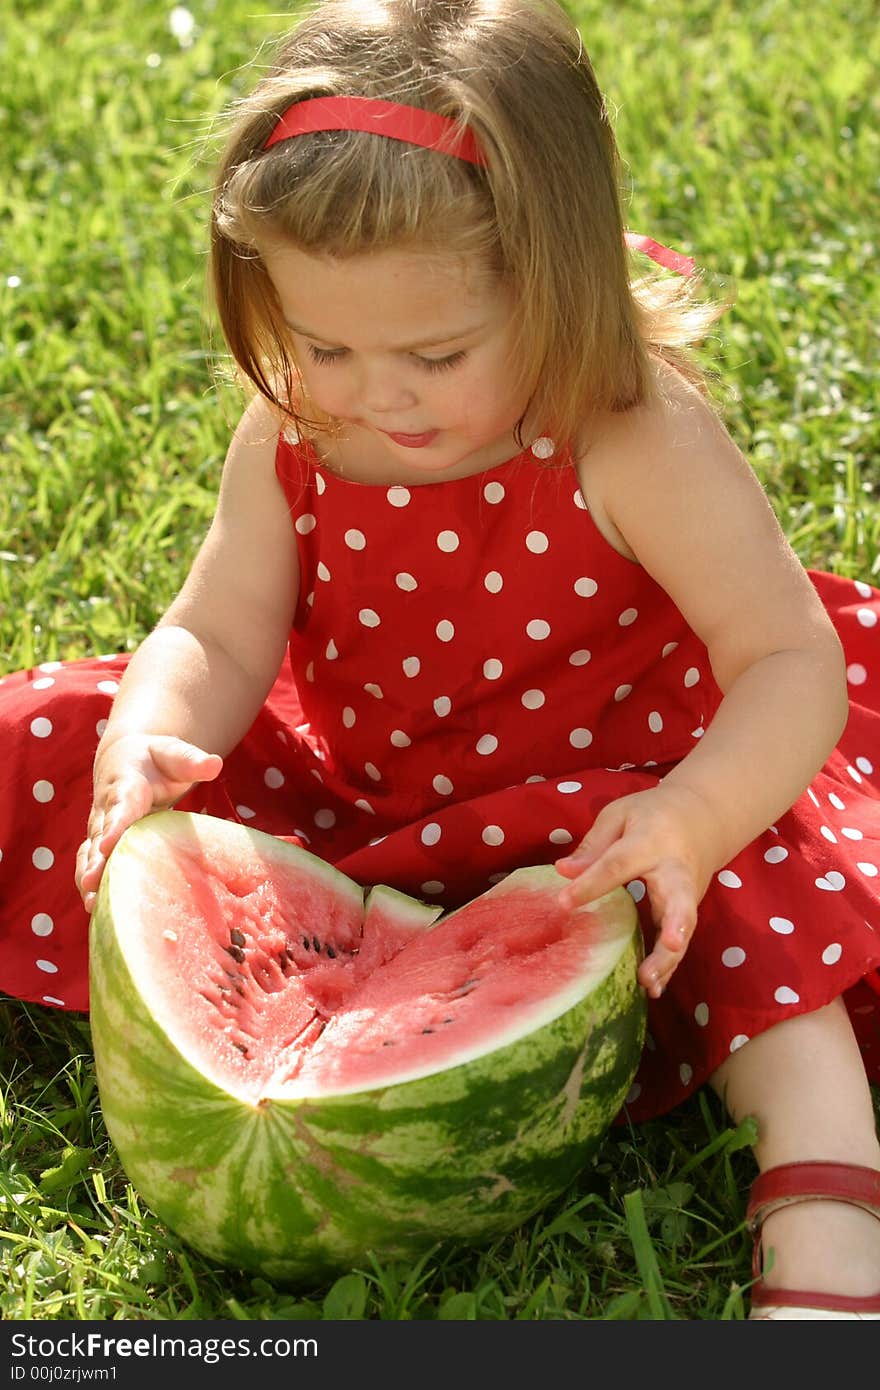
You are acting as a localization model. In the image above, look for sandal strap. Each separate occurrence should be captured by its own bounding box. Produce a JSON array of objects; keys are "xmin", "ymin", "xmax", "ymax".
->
[{"xmin": 748, "ymin": 1161, "xmax": 880, "ymax": 1280}]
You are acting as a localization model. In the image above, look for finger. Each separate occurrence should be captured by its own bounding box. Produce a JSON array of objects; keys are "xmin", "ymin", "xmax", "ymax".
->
[
  {"xmin": 150, "ymin": 740, "xmax": 223, "ymax": 784},
  {"xmin": 555, "ymin": 803, "xmax": 628, "ymax": 879},
  {"xmin": 558, "ymin": 840, "xmax": 640, "ymax": 908}
]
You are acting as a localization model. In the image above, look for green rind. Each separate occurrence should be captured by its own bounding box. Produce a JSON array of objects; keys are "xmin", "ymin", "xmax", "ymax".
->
[{"xmin": 90, "ymin": 815, "xmax": 646, "ymax": 1284}]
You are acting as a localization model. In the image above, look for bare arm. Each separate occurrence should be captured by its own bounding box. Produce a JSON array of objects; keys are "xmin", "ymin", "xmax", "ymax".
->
[
  {"xmin": 77, "ymin": 395, "xmax": 300, "ymax": 906},
  {"xmin": 558, "ymin": 371, "xmax": 848, "ymax": 991}
]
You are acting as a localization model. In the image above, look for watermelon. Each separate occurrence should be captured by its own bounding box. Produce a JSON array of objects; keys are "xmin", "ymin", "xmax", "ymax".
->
[{"xmin": 89, "ymin": 811, "xmax": 645, "ymax": 1283}]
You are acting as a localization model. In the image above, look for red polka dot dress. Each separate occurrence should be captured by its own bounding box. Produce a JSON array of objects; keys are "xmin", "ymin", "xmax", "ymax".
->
[{"xmin": 2, "ymin": 433, "xmax": 879, "ymax": 1124}]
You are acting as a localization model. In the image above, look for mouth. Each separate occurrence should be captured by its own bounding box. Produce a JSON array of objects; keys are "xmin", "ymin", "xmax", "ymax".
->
[{"xmin": 381, "ymin": 429, "xmax": 440, "ymax": 449}]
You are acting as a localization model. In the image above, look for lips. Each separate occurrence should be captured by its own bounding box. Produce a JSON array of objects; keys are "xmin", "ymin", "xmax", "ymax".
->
[{"xmin": 383, "ymin": 429, "xmax": 439, "ymax": 449}]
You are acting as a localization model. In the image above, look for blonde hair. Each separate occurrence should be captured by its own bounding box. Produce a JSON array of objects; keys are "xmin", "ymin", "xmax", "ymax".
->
[{"xmin": 211, "ymin": 0, "xmax": 723, "ymax": 445}]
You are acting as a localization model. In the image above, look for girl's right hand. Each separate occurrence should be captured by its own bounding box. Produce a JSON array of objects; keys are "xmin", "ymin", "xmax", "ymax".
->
[{"xmin": 76, "ymin": 734, "xmax": 223, "ymax": 913}]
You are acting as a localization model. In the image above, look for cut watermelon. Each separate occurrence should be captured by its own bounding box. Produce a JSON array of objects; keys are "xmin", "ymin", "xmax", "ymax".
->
[{"xmin": 89, "ymin": 811, "xmax": 645, "ymax": 1283}]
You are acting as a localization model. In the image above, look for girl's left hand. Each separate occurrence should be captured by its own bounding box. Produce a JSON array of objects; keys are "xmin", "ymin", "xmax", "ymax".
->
[{"xmin": 554, "ymin": 784, "xmax": 720, "ymax": 999}]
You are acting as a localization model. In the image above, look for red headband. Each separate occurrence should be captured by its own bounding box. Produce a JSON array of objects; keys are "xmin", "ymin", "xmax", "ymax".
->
[
  {"xmin": 264, "ymin": 95, "xmax": 488, "ymax": 166},
  {"xmin": 263, "ymin": 96, "xmax": 696, "ymax": 277}
]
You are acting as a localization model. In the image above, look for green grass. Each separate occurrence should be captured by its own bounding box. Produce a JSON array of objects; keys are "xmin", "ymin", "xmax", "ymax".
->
[{"xmin": 1, "ymin": 0, "xmax": 878, "ymax": 1320}]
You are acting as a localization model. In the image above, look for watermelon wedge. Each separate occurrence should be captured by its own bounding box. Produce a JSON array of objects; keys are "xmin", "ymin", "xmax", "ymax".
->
[{"xmin": 89, "ymin": 811, "xmax": 645, "ymax": 1283}]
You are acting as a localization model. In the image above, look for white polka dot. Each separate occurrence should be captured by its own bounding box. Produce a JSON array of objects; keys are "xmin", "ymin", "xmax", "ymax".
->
[
  {"xmin": 305, "ymin": 663, "xmax": 315, "ymax": 683},
  {"xmin": 236, "ymin": 805, "xmax": 256, "ymax": 819},
  {"xmin": 770, "ymin": 916, "xmax": 795, "ymax": 934},
  {"xmin": 857, "ymin": 862, "xmax": 878, "ymax": 877},
  {"xmin": 530, "ymin": 436, "xmax": 555, "ymax": 458},
  {"xmin": 387, "ymin": 487, "xmax": 411, "ymax": 508},
  {"xmin": 96, "ymin": 718, "xmax": 108, "ymax": 737},
  {"xmin": 317, "ymin": 561, "xmax": 331, "ymax": 581},
  {"xmin": 526, "ymin": 619, "xmax": 551, "ymax": 640},
  {"xmin": 828, "ymin": 793, "xmax": 846, "ymax": 810},
  {"xmin": 549, "ymin": 828, "xmax": 573, "ymax": 845},
  {"xmin": 573, "ymin": 489, "xmax": 587, "ymax": 511},
  {"xmin": 729, "ymin": 1034, "xmax": 749, "ymax": 1053},
  {"xmin": 359, "ymin": 608, "xmax": 380, "ymax": 628},
  {"xmin": 846, "ymin": 663, "xmax": 867, "ymax": 685},
  {"xmin": 31, "ymin": 914, "xmax": 54, "ymax": 937},
  {"xmin": 717, "ymin": 869, "xmax": 742, "ymax": 888},
  {"xmin": 484, "ymin": 482, "xmax": 505, "ymax": 503},
  {"xmin": 342, "ymin": 707, "xmax": 356, "ymax": 728},
  {"xmin": 364, "ymin": 683, "xmax": 384, "ymax": 699},
  {"xmin": 614, "ymin": 684, "xmax": 632, "ymax": 702},
  {"xmin": 32, "ymin": 781, "xmax": 55, "ymax": 804},
  {"xmin": 569, "ymin": 649, "xmax": 591, "ymax": 666},
  {"xmin": 522, "ymin": 689, "xmax": 545, "ymax": 709},
  {"xmin": 815, "ymin": 871, "xmax": 846, "ymax": 891},
  {"xmin": 574, "ymin": 577, "xmax": 598, "ymax": 597},
  {"xmin": 855, "ymin": 580, "xmax": 873, "ymax": 598},
  {"xmin": 402, "ymin": 657, "xmax": 421, "ymax": 678},
  {"xmin": 314, "ymin": 809, "xmax": 336, "ymax": 829},
  {"xmin": 313, "ymin": 469, "xmax": 325, "ymax": 493},
  {"xmin": 856, "ymin": 607, "xmax": 878, "ymax": 628},
  {"xmin": 326, "ymin": 639, "xmax": 338, "ymax": 660},
  {"xmin": 436, "ymin": 620, "xmax": 455, "ymax": 642},
  {"xmin": 526, "ymin": 530, "xmax": 549, "ymax": 554},
  {"xmin": 31, "ymin": 676, "xmax": 55, "ymax": 690},
  {"xmin": 679, "ymin": 1063, "xmax": 693, "ymax": 1086},
  {"xmin": 38, "ymin": 661, "xmax": 62, "ymax": 673},
  {"xmin": 264, "ymin": 767, "xmax": 285, "ymax": 789},
  {"xmin": 569, "ymin": 728, "xmax": 593, "ymax": 749},
  {"xmin": 807, "ymin": 787, "xmax": 821, "ymax": 805},
  {"xmin": 295, "ymin": 513, "xmax": 316, "ymax": 534},
  {"xmin": 626, "ymin": 879, "xmax": 646, "ymax": 903},
  {"xmin": 648, "ymin": 710, "xmax": 664, "ymax": 733},
  {"xmin": 684, "ymin": 667, "xmax": 700, "ymax": 687},
  {"xmin": 855, "ymin": 756, "xmax": 873, "ymax": 775},
  {"xmin": 822, "ymin": 943, "xmax": 842, "ymax": 965},
  {"xmin": 390, "ymin": 730, "xmax": 411, "ymax": 748},
  {"xmin": 30, "ymin": 717, "xmax": 53, "ymax": 739},
  {"xmin": 434, "ymin": 697, "xmax": 452, "ymax": 717},
  {"xmin": 354, "ymin": 799, "xmax": 375, "ymax": 815},
  {"xmin": 483, "ymin": 659, "xmax": 503, "ymax": 680},
  {"xmin": 365, "ymin": 762, "xmax": 382, "ymax": 781},
  {"xmin": 345, "ymin": 528, "xmax": 366, "ymax": 550},
  {"xmin": 487, "ymin": 872, "xmax": 509, "ymax": 885},
  {"xmin": 437, "ymin": 530, "xmax": 460, "ymax": 552},
  {"xmin": 32, "ymin": 847, "xmax": 54, "ymax": 871},
  {"xmin": 476, "ymin": 734, "xmax": 498, "ymax": 755},
  {"xmin": 36, "ymin": 960, "xmax": 58, "ymax": 974},
  {"xmin": 42, "ymin": 995, "xmax": 65, "ymax": 1006},
  {"xmin": 625, "ymin": 1082, "xmax": 642, "ymax": 1105},
  {"xmin": 661, "ymin": 642, "xmax": 679, "ymax": 657},
  {"xmin": 557, "ymin": 781, "xmax": 582, "ymax": 794},
  {"xmin": 396, "ymin": 572, "xmax": 418, "ymax": 591},
  {"xmin": 774, "ymin": 986, "xmax": 800, "ymax": 1005},
  {"xmin": 764, "ymin": 845, "xmax": 788, "ymax": 864},
  {"xmin": 421, "ymin": 880, "xmax": 445, "ymax": 895},
  {"xmin": 691, "ymin": 726, "xmax": 705, "ymax": 739},
  {"xmin": 96, "ymin": 678, "xmax": 119, "ymax": 696},
  {"xmin": 482, "ymin": 825, "xmax": 505, "ymax": 846},
  {"xmin": 820, "ymin": 825, "xmax": 838, "ymax": 843},
  {"xmin": 722, "ymin": 946, "xmax": 746, "ymax": 967},
  {"xmin": 618, "ymin": 607, "xmax": 638, "ymax": 626},
  {"xmin": 484, "ymin": 571, "xmax": 504, "ymax": 593},
  {"xmin": 694, "ymin": 1003, "xmax": 709, "ymax": 1026},
  {"xmin": 433, "ymin": 775, "xmax": 454, "ymax": 796},
  {"xmin": 421, "ymin": 823, "xmax": 442, "ymax": 846},
  {"xmin": 846, "ymin": 765, "xmax": 863, "ymax": 784}
]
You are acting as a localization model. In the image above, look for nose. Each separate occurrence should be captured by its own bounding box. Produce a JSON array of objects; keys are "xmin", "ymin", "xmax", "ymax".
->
[{"xmin": 359, "ymin": 359, "xmax": 418, "ymax": 415}]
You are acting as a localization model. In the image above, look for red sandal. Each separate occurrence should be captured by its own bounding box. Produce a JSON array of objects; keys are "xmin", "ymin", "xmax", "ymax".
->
[{"xmin": 747, "ymin": 1161, "xmax": 880, "ymax": 1319}]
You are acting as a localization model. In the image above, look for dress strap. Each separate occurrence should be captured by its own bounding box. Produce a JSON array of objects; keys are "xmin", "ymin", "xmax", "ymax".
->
[{"xmin": 624, "ymin": 231, "xmax": 696, "ymax": 277}]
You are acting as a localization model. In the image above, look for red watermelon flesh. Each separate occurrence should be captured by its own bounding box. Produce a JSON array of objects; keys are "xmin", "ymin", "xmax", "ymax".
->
[{"xmin": 108, "ymin": 812, "xmax": 635, "ymax": 1104}]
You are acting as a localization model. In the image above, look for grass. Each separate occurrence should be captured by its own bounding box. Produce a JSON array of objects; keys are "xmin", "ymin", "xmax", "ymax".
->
[{"xmin": 1, "ymin": 0, "xmax": 878, "ymax": 1321}]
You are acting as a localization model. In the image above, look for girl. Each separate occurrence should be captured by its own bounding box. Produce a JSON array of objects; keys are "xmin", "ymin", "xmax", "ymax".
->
[{"xmin": 2, "ymin": 0, "xmax": 879, "ymax": 1319}]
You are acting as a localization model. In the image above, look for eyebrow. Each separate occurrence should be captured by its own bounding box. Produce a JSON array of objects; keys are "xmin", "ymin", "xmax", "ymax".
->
[{"xmin": 282, "ymin": 317, "xmax": 487, "ymax": 351}]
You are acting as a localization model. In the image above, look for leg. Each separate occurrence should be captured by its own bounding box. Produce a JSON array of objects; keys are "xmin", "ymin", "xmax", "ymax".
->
[{"xmin": 711, "ymin": 997, "xmax": 880, "ymax": 1301}]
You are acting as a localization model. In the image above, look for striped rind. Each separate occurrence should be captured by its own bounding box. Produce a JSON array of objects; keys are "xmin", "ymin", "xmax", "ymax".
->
[{"xmin": 89, "ymin": 816, "xmax": 645, "ymax": 1283}]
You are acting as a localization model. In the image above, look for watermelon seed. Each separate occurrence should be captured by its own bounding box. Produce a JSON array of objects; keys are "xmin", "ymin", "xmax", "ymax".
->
[
  {"xmin": 325, "ymin": 945, "xmax": 336, "ymax": 958},
  {"xmin": 451, "ymin": 978, "xmax": 479, "ymax": 996},
  {"xmin": 443, "ymin": 1017, "xmax": 454, "ymax": 1024},
  {"xmin": 381, "ymin": 1040, "xmax": 395, "ymax": 1046},
  {"xmin": 302, "ymin": 936, "xmax": 311, "ymax": 951},
  {"xmin": 312, "ymin": 936, "xmax": 321, "ymax": 952},
  {"xmin": 230, "ymin": 929, "xmax": 246, "ymax": 947},
  {"xmin": 421, "ymin": 1028, "xmax": 434, "ymax": 1034},
  {"xmin": 233, "ymin": 1041, "xmax": 249, "ymax": 1056},
  {"xmin": 226, "ymin": 944, "xmax": 246, "ymax": 964}
]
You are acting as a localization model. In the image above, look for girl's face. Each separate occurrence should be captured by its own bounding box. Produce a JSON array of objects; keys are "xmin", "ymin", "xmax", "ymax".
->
[{"xmin": 258, "ymin": 240, "xmax": 533, "ymax": 482}]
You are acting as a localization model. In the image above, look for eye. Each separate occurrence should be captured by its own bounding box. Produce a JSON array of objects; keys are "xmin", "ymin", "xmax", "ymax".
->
[
  {"xmin": 416, "ymin": 351, "xmax": 467, "ymax": 374},
  {"xmin": 306, "ymin": 344, "xmax": 347, "ymax": 365}
]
